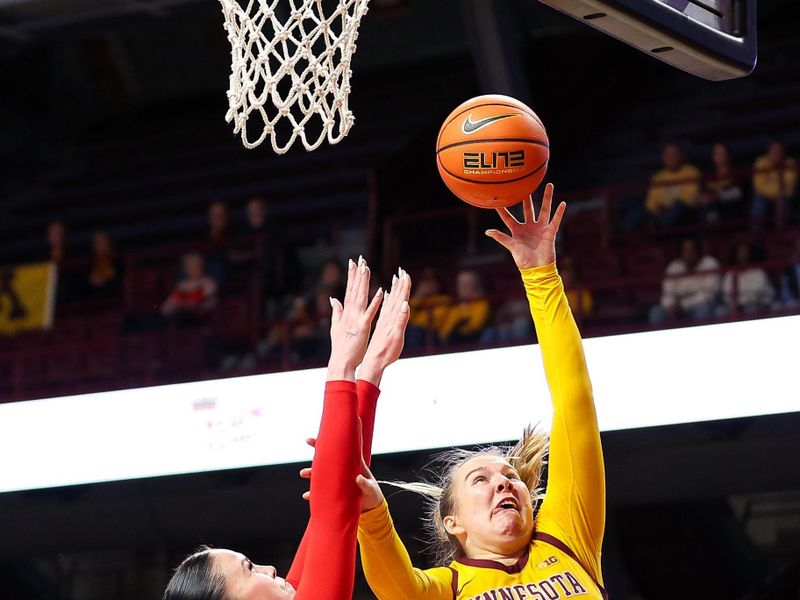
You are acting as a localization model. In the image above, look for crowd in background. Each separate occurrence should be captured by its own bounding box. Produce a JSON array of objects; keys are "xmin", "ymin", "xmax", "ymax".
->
[
  {"xmin": 623, "ymin": 139, "xmax": 797, "ymax": 231},
  {"xmin": 14, "ymin": 137, "xmax": 800, "ymax": 373}
]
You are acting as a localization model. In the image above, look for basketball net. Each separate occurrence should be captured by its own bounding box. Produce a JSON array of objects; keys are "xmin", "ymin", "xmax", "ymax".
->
[{"xmin": 219, "ymin": 0, "xmax": 370, "ymax": 153}]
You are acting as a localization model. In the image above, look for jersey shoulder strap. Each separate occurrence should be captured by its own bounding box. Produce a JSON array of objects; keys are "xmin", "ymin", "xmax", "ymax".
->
[
  {"xmin": 447, "ymin": 566, "xmax": 459, "ymax": 600},
  {"xmin": 532, "ymin": 532, "xmax": 608, "ymax": 600}
]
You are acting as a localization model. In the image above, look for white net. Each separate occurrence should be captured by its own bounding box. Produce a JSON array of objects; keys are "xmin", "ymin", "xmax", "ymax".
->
[{"xmin": 219, "ymin": 0, "xmax": 370, "ymax": 153}]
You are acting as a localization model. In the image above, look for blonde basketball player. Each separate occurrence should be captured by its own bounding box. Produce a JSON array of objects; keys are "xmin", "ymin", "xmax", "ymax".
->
[{"xmin": 353, "ymin": 183, "xmax": 608, "ymax": 600}]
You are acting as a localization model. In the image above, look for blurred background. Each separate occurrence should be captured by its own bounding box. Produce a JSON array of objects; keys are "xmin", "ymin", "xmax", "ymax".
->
[{"xmin": 1, "ymin": 0, "xmax": 799, "ymax": 598}]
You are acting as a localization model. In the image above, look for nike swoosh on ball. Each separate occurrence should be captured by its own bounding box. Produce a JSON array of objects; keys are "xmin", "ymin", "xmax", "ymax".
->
[{"xmin": 461, "ymin": 113, "xmax": 516, "ymax": 134}]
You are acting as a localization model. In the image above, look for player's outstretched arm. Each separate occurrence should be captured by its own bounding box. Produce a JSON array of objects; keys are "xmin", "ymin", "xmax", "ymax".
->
[
  {"xmin": 297, "ymin": 267, "xmax": 412, "ymax": 497},
  {"xmin": 357, "ymin": 267, "xmax": 412, "ymax": 461},
  {"xmin": 486, "ymin": 184, "xmax": 606, "ymax": 567},
  {"xmin": 286, "ymin": 258, "xmax": 382, "ymax": 597},
  {"xmin": 292, "ymin": 266, "xmax": 413, "ymax": 584}
]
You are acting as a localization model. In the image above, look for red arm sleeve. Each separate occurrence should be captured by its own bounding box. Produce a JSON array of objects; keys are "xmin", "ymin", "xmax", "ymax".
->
[
  {"xmin": 356, "ymin": 379, "xmax": 380, "ymax": 466},
  {"xmin": 290, "ymin": 380, "xmax": 361, "ymax": 600},
  {"xmin": 286, "ymin": 379, "xmax": 380, "ymax": 589}
]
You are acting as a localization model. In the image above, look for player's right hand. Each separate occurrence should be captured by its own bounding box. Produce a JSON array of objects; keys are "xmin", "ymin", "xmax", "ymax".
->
[
  {"xmin": 485, "ymin": 182, "xmax": 566, "ymax": 270},
  {"xmin": 359, "ymin": 267, "xmax": 412, "ymax": 384}
]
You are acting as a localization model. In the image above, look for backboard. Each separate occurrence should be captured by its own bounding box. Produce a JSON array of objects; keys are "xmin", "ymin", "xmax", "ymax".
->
[{"xmin": 538, "ymin": 0, "xmax": 757, "ymax": 80}]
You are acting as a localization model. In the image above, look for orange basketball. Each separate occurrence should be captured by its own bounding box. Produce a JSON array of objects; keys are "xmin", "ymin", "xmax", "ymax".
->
[{"xmin": 436, "ymin": 94, "xmax": 549, "ymax": 209}]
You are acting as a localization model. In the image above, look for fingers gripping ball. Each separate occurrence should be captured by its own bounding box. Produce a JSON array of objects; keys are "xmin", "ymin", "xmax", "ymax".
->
[{"xmin": 436, "ymin": 94, "xmax": 549, "ymax": 209}]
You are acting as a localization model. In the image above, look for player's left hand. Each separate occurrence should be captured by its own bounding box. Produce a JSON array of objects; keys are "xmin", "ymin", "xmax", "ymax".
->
[
  {"xmin": 327, "ymin": 257, "xmax": 383, "ymax": 380},
  {"xmin": 485, "ymin": 182, "xmax": 566, "ymax": 270}
]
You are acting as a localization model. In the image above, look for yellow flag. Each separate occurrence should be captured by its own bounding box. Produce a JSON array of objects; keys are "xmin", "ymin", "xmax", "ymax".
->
[{"xmin": 0, "ymin": 262, "xmax": 57, "ymax": 334}]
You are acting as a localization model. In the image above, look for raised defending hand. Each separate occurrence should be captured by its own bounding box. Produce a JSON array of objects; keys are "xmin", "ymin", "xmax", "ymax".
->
[
  {"xmin": 485, "ymin": 183, "xmax": 566, "ymax": 270},
  {"xmin": 359, "ymin": 267, "xmax": 412, "ymax": 385},
  {"xmin": 327, "ymin": 257, "xmax": 383, "ymax": 381}
]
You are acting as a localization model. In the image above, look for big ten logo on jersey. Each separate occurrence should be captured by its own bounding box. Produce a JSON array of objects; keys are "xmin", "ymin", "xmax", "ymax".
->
[
  {"xmin": 465, "ymin": 571, "xmax": 588, "ymax": 600},
  {"xmin": 463, "ymin": 150, "xmax": 525, "ymax": 175},
  {"xmin": 536, "ymin": 556, "xmax": 559, "ymax": 569}
]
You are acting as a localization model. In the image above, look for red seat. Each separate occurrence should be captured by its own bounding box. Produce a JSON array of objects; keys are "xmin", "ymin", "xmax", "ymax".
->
[
  {"xmin": 765, "ymin": 230, "xmax": 798, "ymax": 261},
  {"xmin": 44, "ymin": 352, "xmax": 83, "ymax": 382},
  {"xmin": 579, "ymin": 253, "xmax": 621, "ymax": 282},
  {"xmin": 127, "ymin": 267, "xmax": 167, "ymax": 312},
  {"xmin": 565, "ymin": 209, "xmax": 607, "ymax": 253},
  {"xmin": 86, "ymin": 349, "xmax": 118, "ymax": 377},
  {"xmin": 132, "ymin": 268, "xmax": 162, "ymax": 291},
  {"xmin": 122, "ymin": 332, "xmax": 162, "ymax": 372},
  {"xmin": 13, "ymin": 331, "xmax": 49, "ymax": 349},
  {"xmin": 591, "ymin": 295, "xmax": 639, "ymax": 323},
  {"xmin": 567, "ymin": 209, "xmax": 605, "ymax": 235},
  {"xmin": 49, "ymin": 317, "xmax": 87, "ymax": 344},
  {"xmin": 624, "ymin": 245, "xmax": 666, "ymax": 277},
  {"xmin": 163, "ymin": 327, "xmax": 208, "ymax": 372},
  {"xmin": 211, "ymin": 296, "xmax": 251, "ymax": 331},
  {"xmin": 85, "ymin": 313, "xmax": 121, "ymax": 342},
  {"xmin": 632, "ymin": 283, "xmax": 662, "ymax": 307},
  {"xmin": 0, "ymin": 359, "xmax": 12, "ymax": 383}
]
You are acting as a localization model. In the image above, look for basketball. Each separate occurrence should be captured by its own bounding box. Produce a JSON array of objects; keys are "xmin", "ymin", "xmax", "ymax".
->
[{"xmin": 436, "ymin": 94, "xmax": 549, "ymax": 209}]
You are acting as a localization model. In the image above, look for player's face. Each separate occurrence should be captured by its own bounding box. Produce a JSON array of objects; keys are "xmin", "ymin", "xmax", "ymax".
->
[
  {"xmin": 211, "ymin": 550, "xmax": 296, "ymax": 600},
  {"xmin": 449, "ymin": 456, "xmax": 534, "ymax": 557}
]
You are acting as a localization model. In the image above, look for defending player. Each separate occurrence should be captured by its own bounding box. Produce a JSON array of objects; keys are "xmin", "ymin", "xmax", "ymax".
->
[
  {"xmin": 354, "ymin": 184, "xmax": 608, "ymax": 600},
  {"xmin": 162, "ymin": 257, "xmax": 412, "ymax": 600}
]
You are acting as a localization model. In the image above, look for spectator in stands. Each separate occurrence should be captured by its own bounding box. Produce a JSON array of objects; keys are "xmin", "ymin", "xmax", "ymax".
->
[
  {"xmin": 314, "ymin": 258, "xmax": 346, "ymax": 300},
  {"xmin": 246, "ymin": 196, "xmax": 269, "ymax": 233},
  {"xmin": 644, "ymin": 143, "xmax": 702, "ymax": 228},
  {"xmin": 231, "ymin": 198, "xmax": 268, "ymax": 258},
  {"xmin": 751, "ymin": 140, "xmax": 797, "ymax": 229},
  {"xmin": 479, "ymin": 297, "xmax": 531, "ymax": 346},
  {"xmin": 229, "ymin": 197, "xmax": 286, "ymax": 302},
  {"xmin": 648, "ymin": 238, "xmax": 721, "ymax": 324},
  {"xmin": 86, "ymin": 230, "xmax": 120, "ymax": 296},
  {"xmin": 257, "ymin": 259, "xmax": 344, "ymax": 361},
  {"xmin": 45, "ymin": 220, "xmax": 79, "ymax": 304},
  {"xmin": 161, "ymin": 252, "xmax": 218, "ymax": 322},
  {"xmin": 779, "ymin": 238, "xmax": 800, "ymax": 306},
  {"xmin": 561, "ymin": 256, "xmax": 593, "ymax": 320},
  {"xmin": 720, "ymin": 242, "xmax": 774, "ymax": 316},
  {"xmin": 288, "ymin": 290, "xmax": 333, "ymax": 362},
  {"xmin": 438, "ymin": 269, "xmax": 490, "ymax": 345},
  {"xmin": 46, "ymin": 220, "xmax": 67, "ymax": 264},
  {"xmin": 699, "ymin": 143, "xmax": 747, "ymax": 224},
  {"xmin": 199, "ymin": 200, "xmax": 231, "ymax": 283},
  {"xmin": 232, "ymin": 197, "xmax": 278, "ymax": 262},
  {"xmin": 406, "ymin": 267, "xmax": 451, "ymax": 348}
]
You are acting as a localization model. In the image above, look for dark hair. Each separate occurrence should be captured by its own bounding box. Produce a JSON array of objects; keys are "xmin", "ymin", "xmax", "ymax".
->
[{"xmin": 163, "ymin": 548, "xmax": 227, "ymax": 600}]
